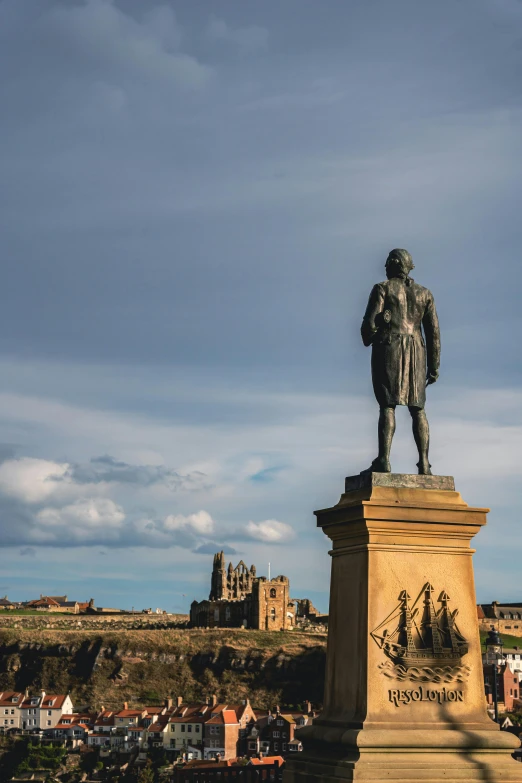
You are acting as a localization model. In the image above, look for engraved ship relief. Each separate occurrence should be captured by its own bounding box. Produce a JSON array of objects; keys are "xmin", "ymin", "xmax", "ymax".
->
[{"xmin": 371, "ymin": 583, "xmax": 471, "ymax": 683}]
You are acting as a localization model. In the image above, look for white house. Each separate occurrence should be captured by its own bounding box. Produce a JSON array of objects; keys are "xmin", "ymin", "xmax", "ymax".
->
[
  {"xmin": 20, "ymin": 691, "xmax": 73, "ymax": 730},
  {"xmin": 0, "ymin": 692, "xmax": 24, "ymax": 730}
]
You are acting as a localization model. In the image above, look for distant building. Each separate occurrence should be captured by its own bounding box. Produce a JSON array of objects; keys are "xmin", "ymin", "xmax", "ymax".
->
[
  {"xmin": 484, "ymin": 664, "xmax": 521, "ymax": 713},
  {"xmin": 190, "ymin": 552, "xmax": 321, "ymax": 631},
  {"xmin": 246, "ymin": 706, "xmax": 313, "ymax": 757},
  {"xmin": 24, "ymin": 595, "xmax": 92, "ymax": 614},
  {"xmin": 0, "ymin": 597, "xmax": 20, "ymax": 610},
  {"xmin": 478, "ymin": 603, "xmax": 522, "ymax": 637},
  {"xmin": 190, "ymin": 552, "xmax": 293, "ymax": 631}
]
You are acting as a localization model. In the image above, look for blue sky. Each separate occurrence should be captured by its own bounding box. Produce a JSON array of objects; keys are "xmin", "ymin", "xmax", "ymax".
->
[{"xmin": 0, "ymin": 0, "xmax": 521, "ymax": 613}]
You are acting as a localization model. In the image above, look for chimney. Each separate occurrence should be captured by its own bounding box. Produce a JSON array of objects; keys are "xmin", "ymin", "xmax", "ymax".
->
[
  {"xmin": 165, "ymin": 698, "xmax": 173, "ymax": 709},
  {"xmin": 275, "ymin": 705, "xmax": 280, "ymax": 715},
  {"xmin": 124, "ymin": 702, "xmax": 128, "ymax": 710},
  {"xmin": 305, "ymin": 700, "xmax": 312, "ymax": 715},
  {"xmin": 211, "ymin": 694, "xmax": 217, "ymax": 707},
  {"xmin": 177, "ymin": 696, "xmax": 183, "ymax": 707}
]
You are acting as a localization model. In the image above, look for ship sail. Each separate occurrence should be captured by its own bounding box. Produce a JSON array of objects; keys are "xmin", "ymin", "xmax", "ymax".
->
[{"xmin": 371, "ymin": 583, "xmax": 468, "ymax": 668}]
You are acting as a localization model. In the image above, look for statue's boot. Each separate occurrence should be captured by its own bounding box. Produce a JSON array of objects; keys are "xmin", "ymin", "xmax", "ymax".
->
[
  {"xmin": 367, "ymin": 456, "xmax": 391, "ymax": 473},
  {"xmin": 417, "ymin": 458, "xmax": 432, "ymax": 475}
]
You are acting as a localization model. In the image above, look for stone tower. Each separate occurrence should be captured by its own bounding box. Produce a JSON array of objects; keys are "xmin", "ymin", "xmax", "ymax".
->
[{"xmin": 209, "ymin": 551, "xmax": 226, "ymax": 600}]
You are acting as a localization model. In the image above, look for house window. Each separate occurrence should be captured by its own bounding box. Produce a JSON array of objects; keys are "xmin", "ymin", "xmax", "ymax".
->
[
  {"xmin": 10, "ymin": 710, "xmax": 14, "ymax": 715},
  {"xmin": 188, "ymin": 725, "xmax": 192, "ymax": 732},
  {"xmin": 196, "ymin": 725, "xmax": 200, "ymax": 733},
  {"xmin": 47, "ymin": 711, "xmax": 52, "ymax": 716},
  {"xmin": 506, "ymin": 626, "xmax": 512, "ymax": 630},
  {"xmin": 283, "ymin": 743, "xmax": 287, "ymax": 751},
  {"xmin": 10, "ymin": 720, "xmax": 14, "ymax": 725},
  {"xmin": 214, "ymin": 609, "xmax": 219, "ymax": 621},
  {"xmin": 3, "ymin": 720, "xmax": 7, "ymax": 725},
  {"xmin": 181, "ymin": 725, "xmax": 186, "ymax": 732},
  {"xmin": 3, "ymin": 710, "xmax": 8, "ymax": 715},
  {"xmin": 274, "ymin": 743, "xmax": 279, "ymax": 751},
  {"xmin": 225, "ymin": 606, "xmax": 231, "ymax": 621},
  {"xmin": 273, "ymin": 731, "xmax": 280, "ymax": 738},
  {"xmin": 171, "ymin": 725, "xmax": 175, "ymax": 732},
  {"xmin": 277, "ymin": 720, "xmax": 284, "ymax": 726},
  {"xmin": 270, "ymin": 588, "xmax": 276, "ymax": 598},
  {"xmin": 47, "ymin": 721, "xmax": 51, "ymax": 726}
]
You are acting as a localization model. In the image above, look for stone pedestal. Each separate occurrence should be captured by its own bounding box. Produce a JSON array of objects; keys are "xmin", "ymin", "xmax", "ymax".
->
[{"xmin": 284, "ymin": 473, "xmax": 522, "ymax": 782}]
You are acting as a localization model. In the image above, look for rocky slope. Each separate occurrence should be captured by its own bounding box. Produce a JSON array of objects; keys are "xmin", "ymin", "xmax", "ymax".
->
[{"xmin": 0, "ymin": 628, "xmax": 326, "ymax": 711}]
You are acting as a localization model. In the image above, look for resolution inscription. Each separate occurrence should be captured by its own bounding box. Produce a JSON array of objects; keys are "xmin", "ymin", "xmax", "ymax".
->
[{"xmin": 389, "ymin": 686, "xmax": 464, "ymax": 707}]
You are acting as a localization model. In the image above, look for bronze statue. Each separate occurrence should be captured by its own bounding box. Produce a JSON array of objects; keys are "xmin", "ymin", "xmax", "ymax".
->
[{"xmin": 361, "ymin": 249, "xmax": 440, "ymax": 475}]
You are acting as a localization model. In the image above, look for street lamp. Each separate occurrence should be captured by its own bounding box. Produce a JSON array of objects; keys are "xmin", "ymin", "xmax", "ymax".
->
[{"xmin": 485, "ymin": 626, "xmax": 504, "ymax": 723}]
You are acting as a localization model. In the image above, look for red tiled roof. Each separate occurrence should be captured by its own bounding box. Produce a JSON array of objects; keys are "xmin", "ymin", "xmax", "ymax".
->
[
  {"xmin": 27, "ymin": 597, "xmax": 61, "ymax": 607},
  {"xmin": 115, "ymin": 709, "xmax": 144, "ymax": 717},
  {"xmin": 42, "ymin": 695, "xmax": 68, "ymax": 710},
  {"xmin": 250, "ymin": 756, "xmax": 284, "ymax": 766},
  {"xmin": 222, "ymin": 709, "xmax": 239, "ymax": 725},
  {"xmin": 0, "ymin": 691, "xmax": 24, "ymax": 707}
]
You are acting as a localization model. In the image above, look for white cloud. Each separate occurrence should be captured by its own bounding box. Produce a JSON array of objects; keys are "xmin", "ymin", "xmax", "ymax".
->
[
  {"xmin": 37, "ymin": 497, "xmax": 125, "ymax": 530},
  {"xmin": 28, "ymin": 498, "xmax": 126, "ymax": 545},
  {"xmin": 0, "ymin": 457, "xmax": 69, "ymax": 504},
  {"xmin": 246, "ymin": 519, "xmax": 295, "ymax": 543},
  {"xmin": 163, "ymin": 510, "xmax": 214, "ymax": 536}
]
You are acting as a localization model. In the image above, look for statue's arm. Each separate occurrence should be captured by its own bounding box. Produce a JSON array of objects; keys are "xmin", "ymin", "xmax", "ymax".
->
[
  {"xmin": 422, "ymin": 293, "xmax": 441, "ymax": 384},
  {"xmin": 361, "ymin": 284, "xmax": 384, "ymax": 347}
]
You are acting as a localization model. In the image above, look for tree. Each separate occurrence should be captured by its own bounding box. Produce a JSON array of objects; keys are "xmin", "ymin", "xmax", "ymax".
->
[
  {"xmin": 138, "ymin": 759, "xmax": 154, "ymax": 783},
  {"xmin": 138, "ymin": 760, "xmax": 155, "ymax": 783}
]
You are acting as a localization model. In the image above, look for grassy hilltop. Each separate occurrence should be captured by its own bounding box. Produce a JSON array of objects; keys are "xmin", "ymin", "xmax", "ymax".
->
[{"xmin": 0, "ymin": 627, "xmax": 327, "ymax": 711}]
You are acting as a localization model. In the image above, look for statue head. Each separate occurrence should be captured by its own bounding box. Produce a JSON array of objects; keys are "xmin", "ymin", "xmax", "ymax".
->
[{"xmin": 385, "ymin": 248, "xmax": 414, "ymax": 280}]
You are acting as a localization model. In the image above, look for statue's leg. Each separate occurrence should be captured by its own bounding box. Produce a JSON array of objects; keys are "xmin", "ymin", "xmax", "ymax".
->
[
  {"xmin": 409, "ymin": 406, "xmax": 432, "ymax": 475},
  {"xmin": 370, "ymin": 406, "xmax": 395, "ymax": 473}
]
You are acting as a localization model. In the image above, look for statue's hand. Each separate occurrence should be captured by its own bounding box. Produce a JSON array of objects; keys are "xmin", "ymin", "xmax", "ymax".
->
[{"xmin": 426, "ymin": 370, "xmax": 439, "ymax": 386}]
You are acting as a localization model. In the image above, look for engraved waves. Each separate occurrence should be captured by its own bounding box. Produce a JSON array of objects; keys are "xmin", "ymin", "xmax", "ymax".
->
[{"xmin": 378, "ymin": 660, "xmax": 471, "ymax": 683}]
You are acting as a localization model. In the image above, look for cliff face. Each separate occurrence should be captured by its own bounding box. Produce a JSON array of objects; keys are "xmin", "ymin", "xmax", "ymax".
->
[{"xmin": 0, "ymin": 629, "xmax": 326, "ymax": 710}]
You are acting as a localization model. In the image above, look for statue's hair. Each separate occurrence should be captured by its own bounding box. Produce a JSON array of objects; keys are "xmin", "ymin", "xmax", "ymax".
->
[{"xmin": 386, "ymin": 248, "xmax": 414, "ymax": 274}]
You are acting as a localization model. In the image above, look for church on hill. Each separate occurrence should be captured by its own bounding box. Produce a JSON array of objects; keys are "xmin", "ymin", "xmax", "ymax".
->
[{"xmin": 190, "ymin": 551, "xmax": 296, "ymax": 630}]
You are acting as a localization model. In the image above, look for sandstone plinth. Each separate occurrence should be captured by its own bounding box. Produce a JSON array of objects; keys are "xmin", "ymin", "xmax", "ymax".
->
[{"xmin": 283, "ymin": 475, "xmax": 522, "ymax": 783}]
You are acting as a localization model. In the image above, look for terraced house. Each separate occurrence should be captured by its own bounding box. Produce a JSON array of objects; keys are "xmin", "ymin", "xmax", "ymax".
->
[{"xmin": 0, "ymin": 690, "xmax": 73, "ymax": 731}]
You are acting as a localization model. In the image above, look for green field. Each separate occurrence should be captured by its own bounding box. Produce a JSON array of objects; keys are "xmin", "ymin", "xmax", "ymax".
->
[
  {"xmin": 0, "ymin": 609, "xmax": 51, "ymax": 615},
  {"xmin": 479, "ymin": 630, "xmax": 522, "ymax": 650}
]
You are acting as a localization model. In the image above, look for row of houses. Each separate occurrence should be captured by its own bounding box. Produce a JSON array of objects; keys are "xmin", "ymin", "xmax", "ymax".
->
[
  {"xmin": 0, "ymin": 693, "xmax": 314, "ymax": 760},
  {"xmin": 0, "ymin": 691, "xmax": 74, "ymax": 730},
  {"xmin": 80, "ymin": 698, "xmax": 314, "ymax": 760},
  {"xmin": 0, "ymin": 595, "xmax": 94, "ymax": 614}
]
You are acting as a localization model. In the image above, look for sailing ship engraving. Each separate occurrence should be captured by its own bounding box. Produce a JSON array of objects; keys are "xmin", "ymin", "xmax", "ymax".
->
[{"xmin": 371, "ymin": 583, "xmax": 470, "ymax": 682}]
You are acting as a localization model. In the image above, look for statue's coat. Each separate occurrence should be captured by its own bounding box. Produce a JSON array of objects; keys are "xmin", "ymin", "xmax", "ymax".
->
[{"xmin": 361, "ymin": 277, "xmax": 440, "ymax": 409}]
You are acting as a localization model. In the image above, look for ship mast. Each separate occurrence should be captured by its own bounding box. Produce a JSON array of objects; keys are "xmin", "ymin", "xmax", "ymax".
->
[
  {"xmin": 439, "ymin": 591, "xmax": 460, "ymax": 652},
  {"xmin": 425, "ymin": 583, "xmax": 443, "ymax": 653},
  {"xmin": 399, "ymin": 590, "xmax": 416, "ymax": 651}
]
